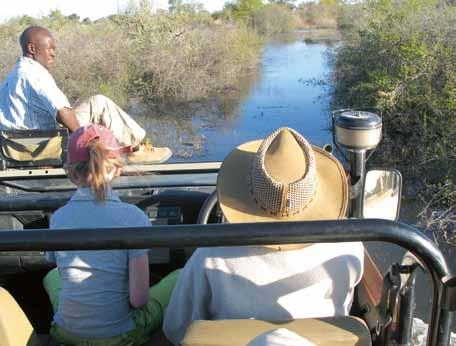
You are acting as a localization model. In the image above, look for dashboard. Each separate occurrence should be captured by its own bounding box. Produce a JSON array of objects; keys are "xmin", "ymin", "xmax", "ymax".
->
[{"xmin": 0, "ymin": 187, "xmax": 215, "ymax": 275}]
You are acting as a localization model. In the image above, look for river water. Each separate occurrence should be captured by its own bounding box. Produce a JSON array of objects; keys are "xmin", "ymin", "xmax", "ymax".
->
[
  {"xmin": 132, "ymin": 31, "xmax": 454, "ymax": 338},
  {"xmin": 134, "ymin": 31, "xmax": 336, "ymax": 161}
]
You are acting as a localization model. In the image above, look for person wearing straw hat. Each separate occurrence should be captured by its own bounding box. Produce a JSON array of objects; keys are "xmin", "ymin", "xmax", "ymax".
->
[{"xmin": 163, "ymin": 127, "xmax": 364, "ymax": 345}]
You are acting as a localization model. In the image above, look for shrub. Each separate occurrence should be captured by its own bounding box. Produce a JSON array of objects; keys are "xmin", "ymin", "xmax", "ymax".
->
[
  {"xmin": 329, "ymin": 0, "xmax": 456, "ymax": 223},
  {"xmin": 297, "ymin": 0, "xmax": 340, "ymax": 29},
  {"xmin": 252, "ymin": 4, "xmax": 299, "ymax": 35},
  {"xmin": 123, "ymin": 9, "xmax": 262, "ymax": 103}
]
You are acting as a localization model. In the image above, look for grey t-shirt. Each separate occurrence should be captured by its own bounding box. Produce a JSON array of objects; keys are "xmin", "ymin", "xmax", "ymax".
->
[
  {"xmin": 46, "ymin": 188, "xmax": 151, "ymax": 338},
  {"xmin": 163, "ymin": 243, "xmax": 364, "ymax": 345}
]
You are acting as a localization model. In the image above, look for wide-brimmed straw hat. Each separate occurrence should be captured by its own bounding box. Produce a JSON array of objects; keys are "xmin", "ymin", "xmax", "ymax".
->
[{"xmin": 217, "ymin": 127, "xmax": 348, "ymax": 228}]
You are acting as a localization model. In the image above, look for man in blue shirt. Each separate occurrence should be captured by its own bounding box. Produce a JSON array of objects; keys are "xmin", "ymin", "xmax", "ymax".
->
[{"xmin": 0, "ymin": 26, "xmax": 172, "ymax": 164}]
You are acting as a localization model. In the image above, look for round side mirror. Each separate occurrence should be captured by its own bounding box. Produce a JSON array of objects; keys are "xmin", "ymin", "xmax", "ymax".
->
[{"xmin": 363, "ymin": 169, "xmax": 402, "ymax": 221}]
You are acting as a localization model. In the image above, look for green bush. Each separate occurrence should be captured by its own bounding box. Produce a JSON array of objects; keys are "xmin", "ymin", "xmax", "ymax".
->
[
  {"xmin": 330, "ymin": 0, "xmax": 456, "ymax": 222},
  {"xmin": 297, "ymin": 0, "xmax": 340, "ymax": 29},
  {"xmin": 123, "ymin": 8, "xmax": 262, "ymax": 103},
  {"xmin": 252, "ymin": 4, "xmax": 298, "ymax": 35}
]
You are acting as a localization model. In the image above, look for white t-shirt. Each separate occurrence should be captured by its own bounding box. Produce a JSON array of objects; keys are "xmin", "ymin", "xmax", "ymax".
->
[
  {"xmin": 0, "ymin": 57, "xmax": 71, "ymax": 130},
  {"xmin": 163, "ymin": 242, "xmax": 364, "ymax": 345}
]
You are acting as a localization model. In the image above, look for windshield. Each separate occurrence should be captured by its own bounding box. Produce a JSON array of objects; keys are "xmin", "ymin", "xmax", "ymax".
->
[{"xmin": 135, "ymin": 32, "xmax": 335, "ymax": 163}]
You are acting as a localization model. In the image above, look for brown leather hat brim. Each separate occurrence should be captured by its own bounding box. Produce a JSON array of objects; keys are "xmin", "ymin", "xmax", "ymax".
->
[{"xmin": 217, "ymin": 140, "xmax": 349, "ymax": 223}]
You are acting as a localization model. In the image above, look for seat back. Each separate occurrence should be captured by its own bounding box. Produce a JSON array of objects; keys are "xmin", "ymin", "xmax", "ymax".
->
[
  {"xmin": 0, "ymin": 129, "xmax": 68, "ymax": 170},
  {"xmin": 0, "ymin": 287, "xmax": 42, "ymax": 346},
  {"xmin": 182, "ymin": 316, "xmax": 371, "ymax": 346}
]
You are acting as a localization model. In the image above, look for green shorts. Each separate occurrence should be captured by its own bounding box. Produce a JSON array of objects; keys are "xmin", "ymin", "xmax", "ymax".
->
[{"xmin": 43, "ymin": 268, "xmax": 180, "ymax": 346}]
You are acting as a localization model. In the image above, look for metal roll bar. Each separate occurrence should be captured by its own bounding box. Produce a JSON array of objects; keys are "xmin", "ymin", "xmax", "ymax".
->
[{"xmin": 0, "ymin": 219, "xmax": 453, "ymax": 345}]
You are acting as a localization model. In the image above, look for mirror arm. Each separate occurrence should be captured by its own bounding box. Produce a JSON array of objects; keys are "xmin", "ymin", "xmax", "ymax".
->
[
  {"xmin": 366, "ymin": 147, "xmax": 377, "ymax": 162},
  {"xmin": 349, "ymin": 151, "xmax": 367, "ymax": 218}
]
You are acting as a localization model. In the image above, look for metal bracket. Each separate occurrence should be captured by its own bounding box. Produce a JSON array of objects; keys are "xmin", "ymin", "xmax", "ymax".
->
[{"xmin": 441, "ymin": 276, "xmax": 456, "ymax": 311}]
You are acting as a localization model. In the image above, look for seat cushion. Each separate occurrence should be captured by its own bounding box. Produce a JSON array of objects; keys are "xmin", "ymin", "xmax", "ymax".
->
[
  {"xmin": 182, "ymin": 316, "xmax": 371, "ymax": 346},
  {"xmin": 0, "ymin": 287, "xmax": 41, "ymax": 346}
]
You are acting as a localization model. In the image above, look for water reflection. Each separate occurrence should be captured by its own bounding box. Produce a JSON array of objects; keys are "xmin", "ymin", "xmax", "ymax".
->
[{"xmin": 129, "ymin": 32, "xmax": 334, "ymax": 162}]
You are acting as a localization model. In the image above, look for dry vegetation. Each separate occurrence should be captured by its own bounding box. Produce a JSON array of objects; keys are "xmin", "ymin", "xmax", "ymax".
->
[
  {"xmin": 0, "ymin": 7, "xmax": 262, "ymax": 108},
  {"xmin": 329, "ymin": 0, "xmax": 456, "ymax": 234}
]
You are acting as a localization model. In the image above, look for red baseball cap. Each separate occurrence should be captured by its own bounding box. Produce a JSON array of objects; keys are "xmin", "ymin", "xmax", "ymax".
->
[{"xmin": 67, "ymin": 124, "xmax": 121, "ymax": 164}]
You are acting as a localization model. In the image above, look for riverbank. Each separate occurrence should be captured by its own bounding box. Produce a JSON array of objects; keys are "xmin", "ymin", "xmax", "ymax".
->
[
  {"xmin": 129, "ymin": 30, "xmax": 335, "ymax": 160},
  {"xmin": 0, "ymin": 8, "xmax": 263, "ymax": 108},
  {"xmin": 328, "ymin": 0, "xmax": 456, "ymax": 239}
]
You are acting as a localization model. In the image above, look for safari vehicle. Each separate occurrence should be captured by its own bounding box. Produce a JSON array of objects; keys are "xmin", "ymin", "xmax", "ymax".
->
[{"xmin": 0, "ymin": 110, "xmax": 454, "ymax": 346}]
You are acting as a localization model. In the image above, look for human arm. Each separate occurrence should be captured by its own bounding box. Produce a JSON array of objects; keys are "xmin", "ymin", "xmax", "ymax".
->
[
  {"xmin": 57, "ymin": 107, "xmax": 80, "ymax": 132},
  {"xmin": 128, "ymin": 207, "xmax": 152, "ymax": 308},
  {"xmin": 128, "ymin": 252, "xmax": 150, "ymax": 308},
  {"xmin": 163, "ymin": 250, "xmax": 211, "ymax": 345},
  {"xmin": 45, "ymin": 213, "xmax": 59, "ymax": 263}
]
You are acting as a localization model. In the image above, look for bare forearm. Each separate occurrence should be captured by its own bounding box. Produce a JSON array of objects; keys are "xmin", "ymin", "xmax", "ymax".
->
[
  {"xmin": 57, "ymin": 107, "xmax": 80, "ymax": 132},
  {"xmin": 129, "ymin": 254, "xmax": 150, "ymax": 308}
]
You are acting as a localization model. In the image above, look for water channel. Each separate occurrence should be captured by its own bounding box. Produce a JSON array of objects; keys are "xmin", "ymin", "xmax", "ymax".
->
[
  {"xmin": 133, "ymin": 31, "xmax": 454, "ymax": 338},
  {"xmin": 134, "ymin": 32, "xmax": 336, "ymax": 162}
]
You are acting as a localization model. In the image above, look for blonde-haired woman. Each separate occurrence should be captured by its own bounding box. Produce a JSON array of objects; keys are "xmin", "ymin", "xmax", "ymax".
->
[{"xmin": 43, "ymin": 124, "xmax": 178, "ymax": 346}]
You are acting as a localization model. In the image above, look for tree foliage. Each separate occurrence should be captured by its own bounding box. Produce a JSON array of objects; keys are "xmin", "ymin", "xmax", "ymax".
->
[
  {"xmin": 253, "ymin": 4, "xmax": 298, "ymax": 34},
  {"xmin": 268, "ymin": 0, "xmax": 297, "ymax": 6},
  {"xmin": 330, "ymin": 0, "xmax": 456, "ymax": 221},
  {"xmin": 168, "ymin": 0, "xmax": 204, "ymax": 14},
  {"xmin": 234, "ymin": 0, "xmax": 264, "ymax": 23}
]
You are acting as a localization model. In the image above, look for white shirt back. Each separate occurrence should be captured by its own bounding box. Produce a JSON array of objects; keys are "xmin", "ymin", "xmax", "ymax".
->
[
  {"xmin": 0, "ymin": 57, "xmax": 71, "ymax": 130},
  {"xmin": 163, "ymin": 242, "xmax": 364, "ymax": 345}
]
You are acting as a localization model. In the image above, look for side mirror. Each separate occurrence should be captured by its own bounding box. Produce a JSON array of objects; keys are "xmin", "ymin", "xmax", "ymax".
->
[{"xmin": 363, "ymin": 169, "xmax": 402, "ymax": 221}]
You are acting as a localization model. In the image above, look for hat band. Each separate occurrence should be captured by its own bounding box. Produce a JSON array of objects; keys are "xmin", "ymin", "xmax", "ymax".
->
[
  {"xmin": 249, "ymin": 127, "xmax": 318, "ymax": 217},
  {"xmin": 249, "ymin": 174, "xmax": 318, "ymax": 217}
]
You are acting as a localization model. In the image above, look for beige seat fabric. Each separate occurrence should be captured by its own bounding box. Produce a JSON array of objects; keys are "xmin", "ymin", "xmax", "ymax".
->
[
  {"xmin": 182, "ymin": 316, "xmax": 371, "ymax": 346},
  {"xmin": 0, "ymin": 287, "xmax": 42, "ymax": 346},
  {"xmin": 1, "ymin": 136, "xmax": 63, "ymax": 162}
]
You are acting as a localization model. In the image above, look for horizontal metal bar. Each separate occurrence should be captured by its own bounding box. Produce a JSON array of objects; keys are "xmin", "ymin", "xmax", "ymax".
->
[
  {"xmin": 0, "ymin": 219, "xmax": 448, "ymax": 275},
  {"xmin": 122, "ymin": 162, "xmax": 221, "ymax": 173},
  {"xmin": 0, "ymin": 219, "xmax": 450, "ymax": 346},
  {"xmin": 1, "ymin": 173, "xmax": 218, "ymax": 193},
  {"xmin": 0, "ymin": 189, "xmax": 212, "ymax": 213},
  {"xmin": 0, "ymin": 162, "xmax": 221, "ymax": 180}
]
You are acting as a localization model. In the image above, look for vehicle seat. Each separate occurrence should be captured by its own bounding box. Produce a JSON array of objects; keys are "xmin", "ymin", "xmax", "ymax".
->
[
  {"xmin": 0, "ymin": 286, "xmax": 44, "ymax": 346},
  {"xmin": 0, "ymin": 129, "xmax": 68, "ymax": 170},
  {"xmin": 182, "ymin": 316, "xmax": 371, "ymax": 346}
]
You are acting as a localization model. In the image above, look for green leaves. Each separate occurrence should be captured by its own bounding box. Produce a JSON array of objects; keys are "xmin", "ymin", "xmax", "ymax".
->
[{"xmin": 330, "ymin": 0, "xmax": 456, "ymax": 220}]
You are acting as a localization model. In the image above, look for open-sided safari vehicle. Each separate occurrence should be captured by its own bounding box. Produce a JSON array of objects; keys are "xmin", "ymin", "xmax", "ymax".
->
[{"xmin": 0, "ymin": 110, "xmax": 454, "ymax": 346}]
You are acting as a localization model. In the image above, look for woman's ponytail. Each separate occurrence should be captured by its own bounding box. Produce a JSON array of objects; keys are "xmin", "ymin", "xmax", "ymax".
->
[{"xmin": 68, "ymin": 139, "xmax": 122, "ymax": 201}]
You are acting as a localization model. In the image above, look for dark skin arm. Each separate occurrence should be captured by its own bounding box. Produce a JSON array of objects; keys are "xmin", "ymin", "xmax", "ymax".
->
[{"xmin": 57, "ymin": 107, "xmax": 80, "ymax": 132}]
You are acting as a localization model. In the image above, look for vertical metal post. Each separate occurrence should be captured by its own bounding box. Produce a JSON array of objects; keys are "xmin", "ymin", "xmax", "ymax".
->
[
  {"xmin": 436, "ymin": 276, "xmax": 456, "ymax": 345},
  {"xmin": 348, "ymin": 150, "xmax": 366, "ymax": 218},
  {"xmin": 396, "ymin": 270, "xmax": 417, "ymax": 346}
]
